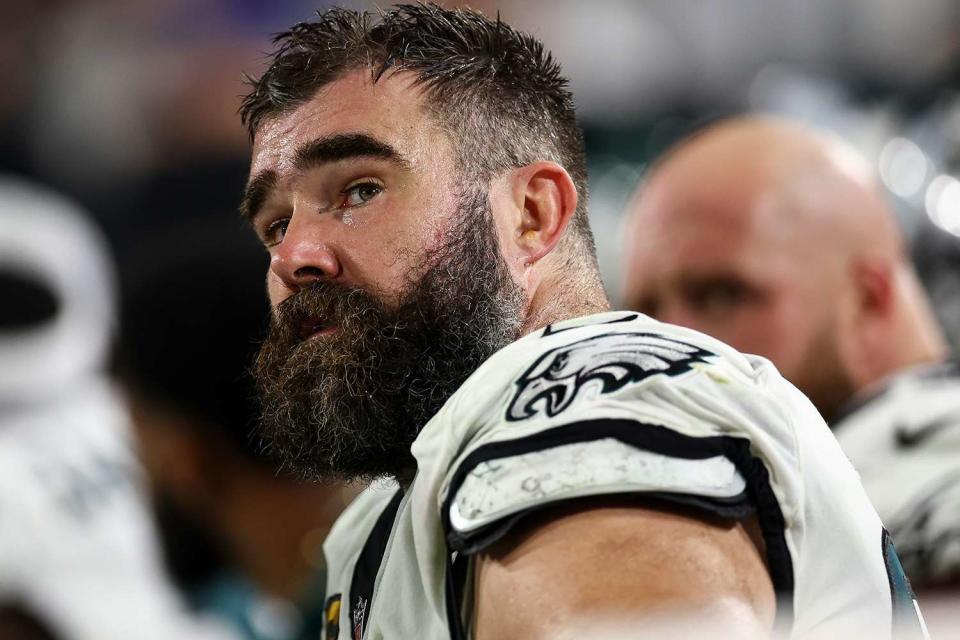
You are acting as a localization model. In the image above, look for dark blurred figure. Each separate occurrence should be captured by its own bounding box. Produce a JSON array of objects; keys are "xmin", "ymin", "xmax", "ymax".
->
[
  {"xmin": 622, "ymin": 116, "xmax": 960, "ymax": 593},
  {"xmin": 0, "ymin": 177, "xmax": 233, "ymax": 640},
  {"xmin": 0, "ymin": 603, "xmax": 61, "ymax": 640},
  {"xmin": 117, "ymin": 220, "xmax": 353, "ymax": 640}
]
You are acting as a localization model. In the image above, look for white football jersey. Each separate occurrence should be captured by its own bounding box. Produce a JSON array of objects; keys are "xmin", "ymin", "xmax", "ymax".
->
[
  {"xmin": 322, "ymin": 312, "xmax": 926, "ymax": 640},
  {"xmin": 834, "ymin": 361, "xmax": 960, "ymax": 587}
]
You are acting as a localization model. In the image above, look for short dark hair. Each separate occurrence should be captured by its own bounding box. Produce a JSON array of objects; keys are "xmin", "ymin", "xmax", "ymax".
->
[{"xmin": 240, "ymin": 3, "xmax": 595, "ymax": 257}]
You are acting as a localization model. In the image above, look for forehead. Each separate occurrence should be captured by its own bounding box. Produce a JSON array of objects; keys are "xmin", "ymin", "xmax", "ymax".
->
[
  {"xmin": 249, "ymin": 69, "xmax": 449, "ymax": 177},
  {"xmin": 626, "ymin": 167, "xmax": 798, "ymax": 282}
]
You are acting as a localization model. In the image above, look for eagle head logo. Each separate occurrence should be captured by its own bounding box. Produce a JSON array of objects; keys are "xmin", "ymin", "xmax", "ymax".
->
[{"xmin": 506, "ymin": 332, "xmax": 713, "ymax": 421}]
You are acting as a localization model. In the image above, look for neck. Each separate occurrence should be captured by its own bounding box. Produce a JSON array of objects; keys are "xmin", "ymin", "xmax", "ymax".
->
[{"xmin": 521, "ymin": 270, "xmax": 610, "ymax": 337}]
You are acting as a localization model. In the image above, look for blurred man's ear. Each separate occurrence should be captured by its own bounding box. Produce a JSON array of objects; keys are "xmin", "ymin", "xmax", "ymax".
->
[
  {"xmin": 852, "ymin": 258, "xmax": 895, "ymax": 322},
  {"xmin": 839, "ymin": 257, "xmax": 897, "ymax": 386}
]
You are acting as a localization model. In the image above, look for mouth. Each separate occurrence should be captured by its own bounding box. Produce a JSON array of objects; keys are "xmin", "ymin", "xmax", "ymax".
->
[{"xmin": 299, "ymin": 315, "xmax": 338, "ymax": 341}]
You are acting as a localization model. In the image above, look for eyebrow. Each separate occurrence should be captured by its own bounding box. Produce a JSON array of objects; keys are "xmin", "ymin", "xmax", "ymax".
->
[
  {"xmin": 239, "ymin": 133, "xmax": 410, "ymax": 223},
  {"xmin": 239, "ymin": 170, "xmax": 277, "ymax": 223}
]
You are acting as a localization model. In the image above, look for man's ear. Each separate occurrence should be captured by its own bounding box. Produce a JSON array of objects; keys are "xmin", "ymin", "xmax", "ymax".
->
[
  {"xmin": 838, "ymin": 257, "xmax": 898, "ymax": 391},
  {"xmin": 501, "ymin": 162, "xmax": 579, "ymax": 268},
  {"xmin": 851, "ymin": 258, "xmax": 894, "ymax": 323}
]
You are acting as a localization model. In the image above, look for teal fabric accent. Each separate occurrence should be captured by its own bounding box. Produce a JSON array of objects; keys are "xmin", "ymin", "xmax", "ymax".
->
[
  {"xmin": 886, "ymin": 537, "xmax": 914, "ymax": 614},
  {"xmin": 191, "ymin": 570, "xmax": 326, "ymax": 640},
  {"xmin": 883, "ymin": 530, "xmax": 927, "ymax": 639}
]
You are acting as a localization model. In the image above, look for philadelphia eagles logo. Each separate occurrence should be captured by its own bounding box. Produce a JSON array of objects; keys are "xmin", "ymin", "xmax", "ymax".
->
[{"xmin": 506, "ymin": 332, "xmax": 714, "ymax": 421}]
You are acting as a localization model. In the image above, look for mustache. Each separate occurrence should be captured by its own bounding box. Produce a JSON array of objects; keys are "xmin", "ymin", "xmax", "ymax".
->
[{"xmin": 270, "ymin": 280, "xmax": 386, "ymax": 344}]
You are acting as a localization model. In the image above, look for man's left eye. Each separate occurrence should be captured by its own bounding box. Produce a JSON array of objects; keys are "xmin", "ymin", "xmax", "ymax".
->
[{"xmin": 342, "ymin": 182, "xmax": 383, "ymax": 207}]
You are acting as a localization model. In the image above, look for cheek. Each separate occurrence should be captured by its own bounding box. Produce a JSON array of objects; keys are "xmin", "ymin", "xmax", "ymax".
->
[
  {"xmin": 266, "ymin": 270, "xmax": 291, "ymax": 307},
  {"xmin": 337, "ymin": 223, "xmax": 434, "ymax": 304},
  {"xmin": 733, "ymin": 299, "xmax": 824, "ymax": 371},
  {"xmin": 701, "ymin": 313, "xmax": 765, "ymax": 355},
  {"xmin": 382, "ymin": 192, "xmax": 457, "ymax": 263}
]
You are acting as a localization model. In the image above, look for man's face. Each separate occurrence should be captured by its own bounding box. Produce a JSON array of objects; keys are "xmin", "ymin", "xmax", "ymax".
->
[
  {"xmin": 244, "ymin": 70, "xmax": 524, "ymax": 481},
  {"xmin": 246, "ymin": 69, "xmax": 463, "ymax": 307},
  {"xmin": 622, "ymin": 172, "xmax": 855, "ymax": 418}
]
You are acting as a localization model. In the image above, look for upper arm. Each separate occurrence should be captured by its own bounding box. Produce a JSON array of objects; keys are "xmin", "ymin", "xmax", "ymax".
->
[{"xmin": 471, "ymin": 498, "xmax": 776, "ymax": 640}]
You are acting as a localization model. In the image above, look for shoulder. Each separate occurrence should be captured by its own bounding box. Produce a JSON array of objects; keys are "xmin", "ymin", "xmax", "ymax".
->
[
  {"xmin": 835, "ymin": 359, "xmax": 960, "ymax": 463},
  {"xmin": 432, "ymin": 312, "xmax": 823, "ymax": 592},
  {"xmin": 835, "ymin": 360, "xmax": 960, "ymax": 429},
  {"xmin": 403, "ymin": 314, "xmax": 898, "ymax": 637},
  {"xmin": 439, "ymin": 309, "xmax": 809, "ymax": 487},
  {"xmin": 834, "ymin": 360, "xmax": 960, "ymax": 586},
  {"xmin": 442, "ymin": 310, "xmax": 780, "ymax": 437}
]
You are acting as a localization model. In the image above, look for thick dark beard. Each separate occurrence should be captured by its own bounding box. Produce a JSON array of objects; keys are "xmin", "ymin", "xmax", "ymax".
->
[{"xmin": 253, "ymin": 191, "xmax": 524, "ymax": 483}]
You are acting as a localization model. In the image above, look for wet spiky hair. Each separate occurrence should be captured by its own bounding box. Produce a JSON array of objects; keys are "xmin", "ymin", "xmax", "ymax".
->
[{"xmin": 240, "ymin": 3, "xmax": 595, "ymax": 255}]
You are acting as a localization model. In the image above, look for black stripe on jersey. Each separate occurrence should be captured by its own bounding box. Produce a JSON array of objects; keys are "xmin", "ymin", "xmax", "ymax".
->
[
  {"xmin": 540, "ymin": 312, "xmax": 640, "ymax": 336},
  {"xmin": 440, "ymin": 418, "xmax": 795, "ymax": 636},
  {"xmin": 348, "ymin": 489, "xmax": 403, "ymax": 640}
]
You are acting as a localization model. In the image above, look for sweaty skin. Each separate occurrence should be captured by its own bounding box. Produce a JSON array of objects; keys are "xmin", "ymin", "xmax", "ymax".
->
[
  {"xmin": 622, "ymin": 117, "xmax": 946, "ymax": 421},
  {"xmin": 474, "ymin": 501, "xmax": 775, "ymax": 640},
  {"xmin": 248, "ymin": 71, "xmax": 462, "ymax": 308},
  {"xmin": 248, "ymin": 71, "xmax": 774, "ymax": 638}
]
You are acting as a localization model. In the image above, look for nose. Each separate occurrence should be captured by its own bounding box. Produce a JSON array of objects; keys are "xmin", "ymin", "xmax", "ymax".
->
[{"xmin": 269, "ymin": 214, "xmax": 342, "ymax": 299}]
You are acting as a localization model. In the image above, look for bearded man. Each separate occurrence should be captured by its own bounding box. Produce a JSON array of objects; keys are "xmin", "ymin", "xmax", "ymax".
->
[{"xmin": 240, "ymin": 6, "xmax": 925, "ymax": 639}]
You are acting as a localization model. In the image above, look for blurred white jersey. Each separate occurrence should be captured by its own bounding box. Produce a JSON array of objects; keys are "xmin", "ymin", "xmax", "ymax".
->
[
  {"xmin": 322, "ymin": 312, "xmax": 926, "ymax": 640},
  {"xmin": 834, "ymin": 361, "xmax": 960, "ymax": 587},
  {"xmin": 0, "ymin": 378, "xmax": 235, "ymax": 640},
  {"xmin": 0, "ymin": 177, "xmax": 234, "ymax": 640}
]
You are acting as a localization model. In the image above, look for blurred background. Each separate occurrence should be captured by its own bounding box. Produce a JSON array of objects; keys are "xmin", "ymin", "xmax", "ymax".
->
[
  {"xmin": 3, "ymin": 0, "xmax": 960, "ymax": 343},
  {"xmin": 1, "ymin": 1, "xmax": 959, "ymax": 639}
]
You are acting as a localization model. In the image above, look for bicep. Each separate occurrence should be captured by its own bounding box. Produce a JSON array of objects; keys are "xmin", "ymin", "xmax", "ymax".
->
[{"xmin": 472, "ymin": 498, "xmax": 776, "ymax": 640}]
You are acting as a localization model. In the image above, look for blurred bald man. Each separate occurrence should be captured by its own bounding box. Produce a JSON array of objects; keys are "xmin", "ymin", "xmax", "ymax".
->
[{"xmin": 622, "ymin": 116, "xmax": 960, "ymax": 590}]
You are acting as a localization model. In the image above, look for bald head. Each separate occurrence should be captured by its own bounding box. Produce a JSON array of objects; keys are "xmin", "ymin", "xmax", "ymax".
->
[
  {"xmin": 622, "ymin": 116, "xmax": 946, "ymax": 420},
  {"xmin": 628, "ymin": 117, "xmax": 903, "ymax": 275}
]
